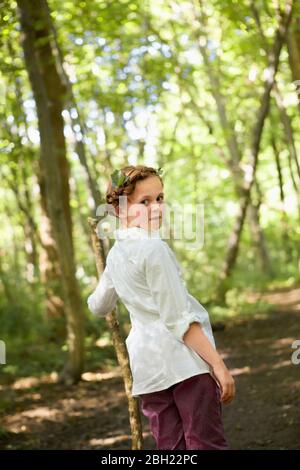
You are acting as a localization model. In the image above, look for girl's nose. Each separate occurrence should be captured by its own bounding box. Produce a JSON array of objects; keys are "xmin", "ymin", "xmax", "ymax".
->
[{"xmin": 149, "ymin": 203, "xmax": 161, "ymax": 219}]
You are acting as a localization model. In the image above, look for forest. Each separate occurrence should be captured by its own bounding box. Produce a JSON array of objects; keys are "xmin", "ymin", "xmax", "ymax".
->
[{"xmin": 0, "ymin": 0, "xmax": 299, "ymax": 451}]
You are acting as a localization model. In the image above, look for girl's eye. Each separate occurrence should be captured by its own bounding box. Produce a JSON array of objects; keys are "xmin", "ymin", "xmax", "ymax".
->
[{"xmin": 141, "ymin": 195, "xmax": 164, "ymax": 205}]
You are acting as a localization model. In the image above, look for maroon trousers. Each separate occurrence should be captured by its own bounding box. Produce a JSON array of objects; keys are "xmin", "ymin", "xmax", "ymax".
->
[{"xmin": 139, "ymin": 372, "xmax": 229, "ymax": 450}]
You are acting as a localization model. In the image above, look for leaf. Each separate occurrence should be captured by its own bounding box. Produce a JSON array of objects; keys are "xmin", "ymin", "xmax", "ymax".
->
[
  {"xmin": 111, "ymin": 169, "xmax": 121, "ymax": 188},
  {"xmin": 111, "ymin": 169, "xmax": 128, "ymax": 189}
]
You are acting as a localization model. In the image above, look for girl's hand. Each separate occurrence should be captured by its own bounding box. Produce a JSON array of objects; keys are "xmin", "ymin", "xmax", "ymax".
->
[{"xmin": 211, "ymin": 361, "xmax": 235, "ymax": 404}]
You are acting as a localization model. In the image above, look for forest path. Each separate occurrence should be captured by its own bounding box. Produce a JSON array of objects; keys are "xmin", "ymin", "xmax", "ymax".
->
[{"xmin": 1, "ymin": 286, "xmax": 299, "ymax": 450}]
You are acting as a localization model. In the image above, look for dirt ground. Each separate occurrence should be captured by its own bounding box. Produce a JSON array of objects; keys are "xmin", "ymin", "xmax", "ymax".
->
[{"xmin": 0, "ymin": 287, "xmax": 299, "ymax": 450}]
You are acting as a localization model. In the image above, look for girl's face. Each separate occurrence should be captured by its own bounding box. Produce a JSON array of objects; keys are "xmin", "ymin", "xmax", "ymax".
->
[{"xmin": 118, "ymin": 175, "xmax": 165, "ymax": 231}]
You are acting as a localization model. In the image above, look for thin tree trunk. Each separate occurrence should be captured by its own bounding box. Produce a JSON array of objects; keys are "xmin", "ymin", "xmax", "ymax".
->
[
  {"xmin": 247, "ymin": 192, "xmax": 273, "ymax": 276},
  {"xmin": 0, "ymin": 249, "xmax": 13, "ymax": 303},
  {"xmin": 9, "ymin": 181, "xmax": 38, "ymax": 282},
  {"xmin": 214, "ymin": 1, "xmax": 295, "ymax": 302},
  {"xmin": 252, "ymin": 0, "xmax": 300, "ymax": 188},
  {"xmin": 191, "ymin": 1, "xmax": 273, "ymax": 279},
  {"xmin": 3, "ymin": 65, "xmax": 40, "ymax": 282},
  {"xmin": 2, "ymin": 156, "xmax": 40, "ymax": 283},
  {"xmin": 273, "ymin": 86, "xmax": 300, "ymax": 185},
  {"xmin": 286, "ymin": 16, "xmax": 300, "ymax": 112},
  {"xmin": 271, "ymin": 133, "xmax": 294, "ymax": 262}
]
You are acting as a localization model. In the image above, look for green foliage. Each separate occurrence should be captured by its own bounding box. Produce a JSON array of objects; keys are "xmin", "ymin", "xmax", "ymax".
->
[
  {"xmin": 209, "ymin": 288, "xmax": 275, "ymax": 323},
  {"xmin": 0, "ymin": 0, "xmax": 299, "ymax": 387}
]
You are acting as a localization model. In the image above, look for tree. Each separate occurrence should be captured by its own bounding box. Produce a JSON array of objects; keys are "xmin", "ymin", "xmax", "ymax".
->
[{"xmin": 17, "ymin": 0, "xmax": 85, "ymax": 383}]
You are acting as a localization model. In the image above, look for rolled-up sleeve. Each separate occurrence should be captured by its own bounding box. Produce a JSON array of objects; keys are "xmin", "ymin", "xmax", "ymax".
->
[
  {"xmin": 87, "ymin": 265, "xmax": 118, "ymax": 317},
  {"xmin": 144, "ymin": 240, "xmax": 204, "ymax": 344}
]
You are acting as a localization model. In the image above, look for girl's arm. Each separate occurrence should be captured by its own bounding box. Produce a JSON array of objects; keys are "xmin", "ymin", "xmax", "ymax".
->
[
  {"xmin": 87, "ymin": 265, "xmax": 118, "ymax": 317},
  {"xmin": 144, "ymin": 239, "xmax": 235, "ymax": 404},
  {"xmin": 183, "ymin": 322, "xmax": 235, "ymax": 404}
]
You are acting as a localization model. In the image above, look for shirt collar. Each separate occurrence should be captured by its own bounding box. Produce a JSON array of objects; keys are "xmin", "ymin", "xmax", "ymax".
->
[{"xmin": 114, "ymin": 225, "xmax": 161, "ymax": 240}]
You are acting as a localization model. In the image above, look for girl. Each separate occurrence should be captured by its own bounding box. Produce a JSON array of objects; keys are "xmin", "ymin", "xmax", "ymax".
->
[{"xmin": 87, "ymin": 165, "xmax": 235, "ymax": 450}]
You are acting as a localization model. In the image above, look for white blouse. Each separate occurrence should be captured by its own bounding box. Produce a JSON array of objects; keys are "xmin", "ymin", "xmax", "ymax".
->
[{"xmin": 87, "ymin": 225, "xmax": 216, "ymax": 397}]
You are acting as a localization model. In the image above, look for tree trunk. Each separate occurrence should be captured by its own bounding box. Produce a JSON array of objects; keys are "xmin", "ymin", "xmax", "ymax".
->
[
  {"xmin": 247, "ymin": 194, "xmax": 273, "ymax": 276},
  {"xmin": 271, "ymin": 133, "xmax": 293, "ymax": 262},
  {"xmin": 17, "ymin": 0, "xmax": 85, "ymax": 383},
  {"xmin": 8, "ymin": 37, "xmax": 65, "ymax": 323},
  {"xmin": 38, "ymin": 166, "xmax": 66, "ymax": 335},
  {"xmin": 193, "ymin": 2, "xmax": 272, "ymax": 282},
  {"xmin": 286, "ymin": 16, "xmax": 300, "ymax": 111},
  {"xmin": 214, "ymin": 1, "xmax": 295, "ymax": 302}
]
